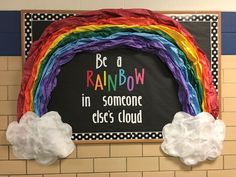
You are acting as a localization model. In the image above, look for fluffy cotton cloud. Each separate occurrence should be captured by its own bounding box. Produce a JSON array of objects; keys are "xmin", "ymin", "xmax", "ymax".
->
[
  {"xmin": 161, "ymin": 112, "xmax": 225, "ymax": 166},
  {"xmin": 6, "ymin": 111, "xmax": 75, "ymax": 165}
]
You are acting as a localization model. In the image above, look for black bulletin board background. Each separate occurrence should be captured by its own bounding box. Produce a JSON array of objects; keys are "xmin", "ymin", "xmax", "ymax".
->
[{"xmin": 21, "ymin": 11, "xmax": 221, "ymax": 143}]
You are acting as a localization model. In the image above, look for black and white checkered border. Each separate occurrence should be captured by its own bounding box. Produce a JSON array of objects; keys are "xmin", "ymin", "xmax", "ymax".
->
[
  {"xmin": 170, "ymin": 14, "xmax": 219, "ymax": 93},
  {"xmin": 72, "ymin": 131, "xmax": 163, "ymax": 141}
]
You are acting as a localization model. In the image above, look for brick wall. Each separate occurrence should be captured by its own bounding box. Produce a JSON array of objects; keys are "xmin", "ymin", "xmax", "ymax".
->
[
  {"xmin": 1, "ymin": 0, "xmax": 236, "ymax": 11},
  {"xmin": 0, "ymin": 55, "xmax": 236, "ymax": 177}
]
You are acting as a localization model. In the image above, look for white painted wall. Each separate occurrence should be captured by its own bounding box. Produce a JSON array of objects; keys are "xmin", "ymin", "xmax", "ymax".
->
[{"xmin": 0, "ymin": 0, "xmax": 236, "ymax": 11}]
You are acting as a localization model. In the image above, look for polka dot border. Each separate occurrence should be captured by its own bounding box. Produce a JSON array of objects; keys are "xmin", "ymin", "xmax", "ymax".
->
[
  {"xmin": 72, "ymin": 131, "xmax": 163, "ymax": 141},
  {"xmin": 24, "ymin": 13, "xmax": 219, "ymax": 93},
  {"xmin": 170, "ymin": 14, "xmax": 219, "ymax": 93},
  {"xmin": 23, "ymin": 12, "xmax": 220, "ymax": 141},
  {"xmin": 23, "ymin": 13, "xmax": 76, "ymax": 58}
]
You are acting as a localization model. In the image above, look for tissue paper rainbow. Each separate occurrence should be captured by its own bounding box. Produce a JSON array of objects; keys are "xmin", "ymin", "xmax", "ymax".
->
[{"xmin": 17, "ymin": 9, "xmax": 219, "ymax": 120}]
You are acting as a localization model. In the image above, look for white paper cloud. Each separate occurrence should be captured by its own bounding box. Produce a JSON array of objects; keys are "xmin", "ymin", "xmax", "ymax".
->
[
  {"xmin": 6, "ymin": 111, "xmax": 75, "ymax": 165},
  {"xmin": 161, "ymin": 111, "xmax": 225, "ymax": 166}
]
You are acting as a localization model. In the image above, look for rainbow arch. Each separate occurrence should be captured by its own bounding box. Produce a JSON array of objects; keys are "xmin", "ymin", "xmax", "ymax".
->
[{"xmin": 17, "ymin": 9, "xmax": 219, "ymax": 120}]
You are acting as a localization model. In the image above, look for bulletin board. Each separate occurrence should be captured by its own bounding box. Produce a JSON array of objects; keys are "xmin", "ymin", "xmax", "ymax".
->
[{"xmin": 21, "ymin": 10, "xmax": 221, "ymax": 143}]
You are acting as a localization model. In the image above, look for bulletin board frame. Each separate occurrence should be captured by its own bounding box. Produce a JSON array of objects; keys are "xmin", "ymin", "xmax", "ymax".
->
[{"xmin": 20, "ymin": 10, "xmax": 222, "ymax": 143}]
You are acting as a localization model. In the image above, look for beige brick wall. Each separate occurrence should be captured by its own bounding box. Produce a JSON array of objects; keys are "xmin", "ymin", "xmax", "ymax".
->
[
  {"xmin": 0, "ymin": 55, "xmax": 235, "ymax": 177},
  {"xmin": 2, "ymin": 0, "xmax": 236, "ymax": 11}
]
